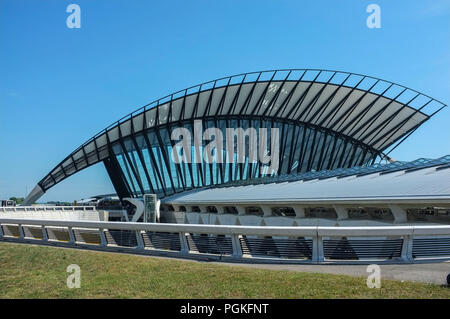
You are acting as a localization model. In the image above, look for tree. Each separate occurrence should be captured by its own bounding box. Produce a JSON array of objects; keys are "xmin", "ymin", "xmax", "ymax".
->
[{"xmin": 9, "ymin": 197, "xmax": 24, "ymax": 205}]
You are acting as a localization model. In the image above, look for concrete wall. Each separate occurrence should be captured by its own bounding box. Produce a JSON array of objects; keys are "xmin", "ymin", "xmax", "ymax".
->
[
  {"xmin": 0, "ymin": 209, "xmax": 107, "ymax": 222},
  {"xmin": 160, "ymin": 203, "xmax": 450, "ymax": 226}
]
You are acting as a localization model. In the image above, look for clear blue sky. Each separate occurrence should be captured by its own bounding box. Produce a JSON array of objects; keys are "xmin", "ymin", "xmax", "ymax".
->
[{"xmin": 1, "ymin": 0, "xmax": 449, "ymax": 202}]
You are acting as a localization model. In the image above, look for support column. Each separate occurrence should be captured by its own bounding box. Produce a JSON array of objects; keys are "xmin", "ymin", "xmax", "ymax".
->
[
  {"xmin": 68, "ymin": 227, "xmax": 76, "ymax": 244},
  {"xmin": 231, "ymin": 234, "xmax": 243, "ymax": 258},
  {"xmin": 333, "ymin": 205, "xmax": 349, "ymax": 220},
  {"xmin": 292, "ymin": 205, "xmax": 306, "ymax": 218},
  {"xmin": 260, "ymin": 205, "xmax": 272, "ymax": 217},
  {"xmin": 135, "ymin": 230, "xmax": 145, "ymax": 250},
  {"xmin": 236, "ymin": 206, "xmax": 246, "ymax": 216},
  {"xmin": 179, "ymin": 232, "xmax": 189, "ymax": 254},
  {"xmin": 312, "ymin": 234, "xmax": 324, "ymax": 263},
  {"xmin": 18, "ymin": 224, "xmax": 24, "ymax": 239},
  {"xmin": 389, "ymin": 205, "xmax": 407, "ymax": 224},
  {"xmin": 41, "ymin": 225, "xmax": 48, "ymax": 241},
  {"xmin": 215, "ymin": 205, "xmax": 226, "ymax": 214},
  {"xmin": 401, "ymin": 234, "xmax": 413, "ymax": 262},
  {"xmin": 99, "ymin": 228, "xmax": 107, "ymax": 247},
  {"xmin": 198, "ymin": 205, "xmax": 208, "ymax": 213}
]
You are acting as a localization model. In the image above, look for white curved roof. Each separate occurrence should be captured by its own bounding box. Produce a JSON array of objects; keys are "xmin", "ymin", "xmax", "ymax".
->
[{"xmin": 164, "ymin": 156, "xmax": 450, "ymax": 206}]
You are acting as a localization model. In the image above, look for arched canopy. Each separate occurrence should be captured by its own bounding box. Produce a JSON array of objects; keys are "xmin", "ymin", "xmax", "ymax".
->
[{"xmin": 23, "ymin": 69, "xmax": 446, "ymax": 205}]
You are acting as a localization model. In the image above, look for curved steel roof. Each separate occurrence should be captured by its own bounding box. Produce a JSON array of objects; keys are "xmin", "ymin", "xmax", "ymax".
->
[{"xmin": 23, "ymin": 69, "xmax": 446, "ymax": 204}]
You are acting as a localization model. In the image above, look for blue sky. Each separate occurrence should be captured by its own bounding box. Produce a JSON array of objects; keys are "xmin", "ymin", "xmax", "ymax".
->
[{"xmin": 0, "ymin": 0, "xmax": 449, "ymax": 202}]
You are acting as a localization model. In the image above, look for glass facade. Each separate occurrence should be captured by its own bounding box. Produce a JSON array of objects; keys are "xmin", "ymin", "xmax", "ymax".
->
[
  {"xmin": 28, "ymin": 69, "xmax": 444, "ymax": 206},
  {"xmin": 109, "ymin": 118, "xmax": 375, "ymax": 198}
]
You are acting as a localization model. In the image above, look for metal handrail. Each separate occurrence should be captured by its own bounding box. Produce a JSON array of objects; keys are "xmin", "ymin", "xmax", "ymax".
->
[
  {"xmin": 0, "ymin": 206, "xmax": 96, "ymax": 213},
  {"xmin": 1, "ymin": 218, "xmax": 450, "ymax": 264}
]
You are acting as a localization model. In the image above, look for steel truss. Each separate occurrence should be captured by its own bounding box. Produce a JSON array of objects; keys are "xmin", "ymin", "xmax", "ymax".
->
[{"xmin": 31, "ymin": 69, "xmax": 446, "ymax": 201}]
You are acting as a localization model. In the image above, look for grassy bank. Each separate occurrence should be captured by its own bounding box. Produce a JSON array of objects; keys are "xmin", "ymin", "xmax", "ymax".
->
[{"xmin": 0, "ymin": 242, "xmax": 449, "ymax": 298}]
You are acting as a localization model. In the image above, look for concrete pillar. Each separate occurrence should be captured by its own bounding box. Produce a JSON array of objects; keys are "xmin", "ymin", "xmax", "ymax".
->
[
  {"xmin": 99, "ymin": 228, "xmax": 107, "ymax": 246},
  {"xmin": 198, "ymin": 205, "xmax": 208, "ymax": 213},
  {"xmin": 135, "ymin": 230, "xmax": 145, "ymax": 250},
  {"xmin": 260, "ymin": 205, "xmax": 272, "ymax": 217},
  {"xmin": 231, "ymin": 234, "xmax": 243, "ymax": 258},
  {"xmin": 41, "ymin": 225, "xmax": 48, "ymax": 241},
  {"xmin": 389, "ymin": 205, "xmax": 407, "ymax": 224},
  {"xmin": 401, "ymin": 234, "xmax": 413, "ymax": 262},
  {"xmin": 215, "ymin": 205, "xmax": 226, "ymax": 214},
  {"xmin": 68, "ymin": 227, "xmax": 76, "ymax": 244},
  {"xmin": 179, "ymin": 232, "xmax": 189, "ymax": 254},
  {"xmin": 333, "ymin": 205, "xmax": 349, "ymax": 220},
  {"xmin": 18, "ymin": 224, "xmax": 24, "ymax": 239},
  {"xmin": 292, "ymin": 205, "xmax": 306, "ymax": 218},
  {"xmin": 312, "ymin": 235, "xmax": 324, "ymax": 263},
  {"xmin": 235, "ymin": 206, "xmax": 246, "ymax": 216}
]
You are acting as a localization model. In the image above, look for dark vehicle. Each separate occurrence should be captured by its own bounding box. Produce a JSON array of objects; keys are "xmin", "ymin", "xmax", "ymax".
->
[
  {"xmin": 97, "ymin": 198, "xmax": 123, "ymax": 211},
  {"xmin": 0, "ymin": 200, "xmax": 16, "ymax": 207}
]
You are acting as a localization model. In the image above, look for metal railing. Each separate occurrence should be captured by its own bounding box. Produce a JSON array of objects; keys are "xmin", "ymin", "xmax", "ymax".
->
[
  {"xmin": 0, "ymin": 206, "xmax": 96, "ymax": 213},
  {"xmin": 1, "ymin": 218, "xmax": 450, "ymax": 264}
]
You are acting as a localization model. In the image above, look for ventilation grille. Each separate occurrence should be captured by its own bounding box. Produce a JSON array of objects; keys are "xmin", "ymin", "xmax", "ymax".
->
[
  {"xmin": 143, "ymin": 232, "xmax": 181, "ymax": 251},
  {"xmin": 105, "ymin": 230, "xmax": 137, "ymax": 247},
  {"xmin": 412, "ymin": 237, "xmax": 450, "ymax": 258},
  {"xmin": 73, "ymin": 229, "xmax": 101, "ymax": 244},
  {"xmin": 240, "ymin": 237, "xmax": 313, "ymax": 259},
  {"xmin": 1, "ymin": 225, "xmax": 19, "ymax": 237},
  {"xmin": 46, "ymin": 227, "xmax": 70, "ymax": 241},
  {"xmin": 187, "ymin": 234, "xmax": 233, "ymax": 255},
  {"xmin": 23, "ymin": 226, "xmax": 43, "ymax": 239},
  {"xmin": 323, "ymin": 239, "xmax": 402, "ymax": 260}
]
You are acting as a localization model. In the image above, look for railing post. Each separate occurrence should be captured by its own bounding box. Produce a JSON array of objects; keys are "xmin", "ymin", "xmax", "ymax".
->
[
  {"xmin": 401, "ymin": 235, "xmax": 413, "ymax": 262},
  {"xmin": 179, "ymin": 232, "xmax": 189, "ymax": 254},
  {"xmin": 18, "ymin": 224, "xmax": 25, "ymax": 240},
  {"xmin": 135, "ymin": 230, "xmax": 145, "ymax": 250},
  {"xmin": 231, "ymin": 234, "xmax": 243, "ymax": 258},
  {"xmin": 68, "ymin": 227, "xmax": 76, "ymax": 244},
  {"xmin": 312, "ymin": 232, "xmax": 324, "ymax": 263},
  {"xmin": 99, "ymin": 228, "xmax": 107, "ymax": 247},
  {"xmin": 318, "ymin": 236, "xmax": 324, "ymax": 263},
  {"xmin": 42, "ymin": 225, "xmax": 48, "ymax": 241}
]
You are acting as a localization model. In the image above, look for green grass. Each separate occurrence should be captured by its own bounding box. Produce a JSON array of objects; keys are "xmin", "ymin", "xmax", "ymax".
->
[{"xmin": 0, "ymin": 242, "xmax": 449, "ymax": 298}]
